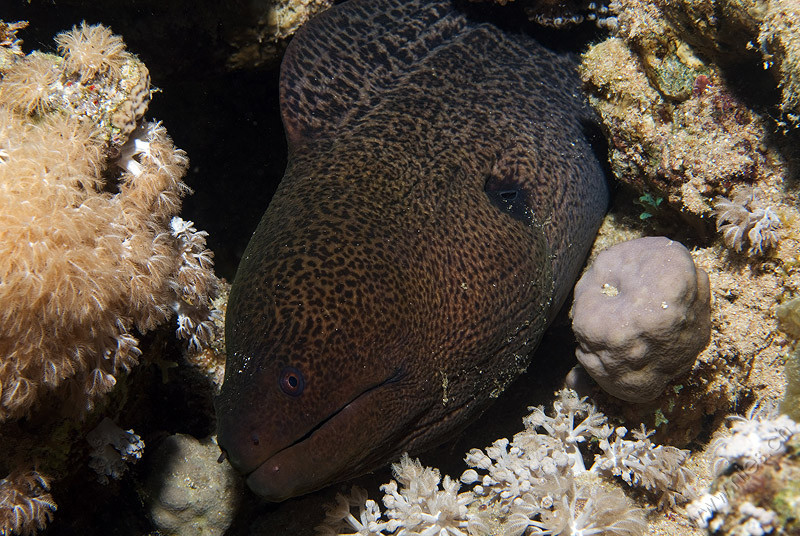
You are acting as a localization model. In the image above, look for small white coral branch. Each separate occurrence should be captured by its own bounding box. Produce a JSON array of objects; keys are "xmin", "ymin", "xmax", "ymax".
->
[{"xmin": 86, "ymin": 417, "xmax": 145, "ymax": 484}]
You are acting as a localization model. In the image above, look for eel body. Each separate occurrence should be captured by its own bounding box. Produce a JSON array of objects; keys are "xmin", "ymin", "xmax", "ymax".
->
[{"xmin": 216, "ymin": 0, "xmax": 608, "ymax": 501}]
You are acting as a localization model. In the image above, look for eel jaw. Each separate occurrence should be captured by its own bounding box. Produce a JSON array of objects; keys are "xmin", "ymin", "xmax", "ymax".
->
[{"xmin": 245, "ymin": 371, "xmax": 406, "ymax": 501}]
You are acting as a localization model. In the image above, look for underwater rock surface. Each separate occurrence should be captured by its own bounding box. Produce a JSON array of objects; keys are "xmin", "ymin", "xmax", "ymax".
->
[
  {"xmin": 0, "ymin": 0, "xmax": 799, "ymax": 535},
  {"xmin": 142, "ymin": 434, "xmax": 242, "ymax": 536}
]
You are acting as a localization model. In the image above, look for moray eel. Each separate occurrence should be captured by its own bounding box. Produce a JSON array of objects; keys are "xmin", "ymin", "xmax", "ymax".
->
[{"xmin": 216, "ymin": 0, "xmax": 608, "ymax": 501}]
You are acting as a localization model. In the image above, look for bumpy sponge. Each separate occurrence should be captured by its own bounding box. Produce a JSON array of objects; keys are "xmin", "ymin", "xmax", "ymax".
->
[{"xmin": 570, "ymin": 237, "xmax": 711, "ymax": 403}]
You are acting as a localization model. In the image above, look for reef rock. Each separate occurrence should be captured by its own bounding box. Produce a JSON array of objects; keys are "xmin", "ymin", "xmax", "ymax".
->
[{"xmin": 143, "ymin": 434, "xmax": 242, "ymax": 536}]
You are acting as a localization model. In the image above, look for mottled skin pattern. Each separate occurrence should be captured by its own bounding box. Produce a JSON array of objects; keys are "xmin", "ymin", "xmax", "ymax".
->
[{"xmin": 216, "ymin": 0, "xmax": 608, "ymax": 501}]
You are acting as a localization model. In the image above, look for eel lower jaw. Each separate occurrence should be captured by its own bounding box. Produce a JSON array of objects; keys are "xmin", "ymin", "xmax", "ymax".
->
[{"xmin": 245, "ymin": 371, "xmax": 405, "ymax": 501}]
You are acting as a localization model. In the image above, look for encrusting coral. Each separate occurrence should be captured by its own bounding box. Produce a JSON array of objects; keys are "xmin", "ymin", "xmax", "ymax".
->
[
  {"xmin": 317, "ymin": 389, "xmax": 694, "ymax": 536},
  {"xmin": 0, "ymin": 20, "xmax": 221, "ymax": 534}
]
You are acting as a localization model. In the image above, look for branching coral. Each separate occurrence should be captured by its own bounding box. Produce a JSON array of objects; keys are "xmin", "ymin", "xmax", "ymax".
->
[
  {"xmin": 592, "ymin": 425, "xmax": 695, "ymax": 508},
  {"xmin": 713, "ymin": 189, "xmax": 782, "ymax": 256},
  {"xmin": 318, "ymin": 390, "xmax": 693, "ymax": 536}
]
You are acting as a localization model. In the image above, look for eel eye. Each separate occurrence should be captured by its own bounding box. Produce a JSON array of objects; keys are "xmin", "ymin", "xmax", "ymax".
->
[
  {"xmin": 279, "ymin": 366, "xmax": 305, "ymax": 397},
  {"xmin": 484, "ymin": 174, "xmax": 532, "ymax": 223}
]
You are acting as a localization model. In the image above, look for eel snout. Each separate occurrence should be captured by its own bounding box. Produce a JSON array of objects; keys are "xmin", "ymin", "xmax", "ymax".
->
[{"xmin": 217, "ymin": 361, "xmax": 413, "ymax": 501}]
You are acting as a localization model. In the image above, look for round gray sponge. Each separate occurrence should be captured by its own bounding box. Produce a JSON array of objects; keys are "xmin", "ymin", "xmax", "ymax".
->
[{"xmin": 570, "ymin": 237, "xmax": 711, "ymax": 403}]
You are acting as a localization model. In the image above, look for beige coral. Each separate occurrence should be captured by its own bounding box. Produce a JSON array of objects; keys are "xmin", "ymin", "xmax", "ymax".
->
[
  {"xmin": 0, "ymin": 22, "xmax": 220, "ymax": 421},
  {"xmin": 54, "ymin": 21, "xmax": 127, "ymax": 82},
  {"xmin": 0, "ymin": 52, "xmax": 59, "ymax": 116},
  {"xmin": 0, "ymin": 20, "xmax": 221, "ymax": 534}
]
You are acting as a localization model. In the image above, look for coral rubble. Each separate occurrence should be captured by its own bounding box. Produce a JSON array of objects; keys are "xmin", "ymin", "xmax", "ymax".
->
[{"xmin": 0, "ymin": 20, "xmax": 220, "ymax": 534}]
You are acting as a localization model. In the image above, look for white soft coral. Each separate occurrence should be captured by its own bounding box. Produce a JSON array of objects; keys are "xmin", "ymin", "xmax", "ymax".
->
[
  {"xmin": 590, "ymin": 425, "xmax": 695, "ymax": 508},
  {"xmin": 711, "ymin": 402, "xmax": 800, "ymax": 475},
  {"xmin": 318, "ymin": 390, "xmax": 697, "ymax": 536},
  {"xmin": 318, "ymin": 454, "xmax": 486, "ymax": 536},
  {"xmin": 713, "ymin": 189, "xmax": 782, "ymax": 256},
  {"xmin": 521, "ymin": 389, "xmax": 606, "ymax": 473}
]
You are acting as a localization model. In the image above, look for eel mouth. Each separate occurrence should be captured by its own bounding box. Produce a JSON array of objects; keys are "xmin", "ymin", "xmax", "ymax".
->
[{"xmin": 244, "ymin": 368, "xmax": 406, "ymax": 501}]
